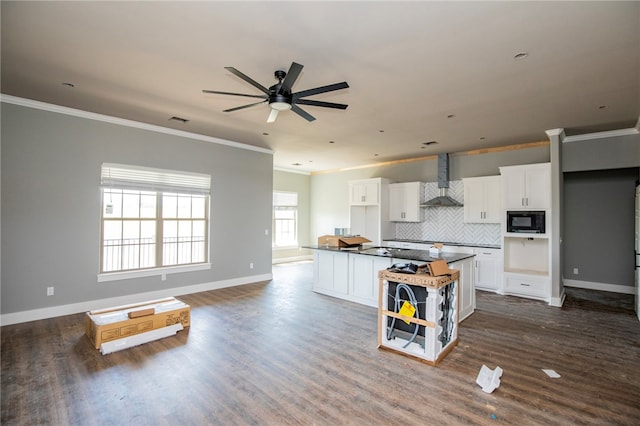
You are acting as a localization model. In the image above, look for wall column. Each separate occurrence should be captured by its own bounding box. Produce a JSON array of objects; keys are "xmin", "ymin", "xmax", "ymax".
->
[{"xmin": 546, "ymin": 128, "xmax": 565, "ymax": 307}]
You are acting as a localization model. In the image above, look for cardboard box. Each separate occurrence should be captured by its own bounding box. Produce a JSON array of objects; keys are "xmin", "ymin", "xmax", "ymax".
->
[
  {"xmin": 427, "ymin": 259, "xmax": 451, "ymax": 276},
  {"xmin": 84, "ymin": 297, "xmax": 190, "ymax": 349},
  {"xmin": 317, "ymin": 235, "xmax": 371, "ymax": 247}
]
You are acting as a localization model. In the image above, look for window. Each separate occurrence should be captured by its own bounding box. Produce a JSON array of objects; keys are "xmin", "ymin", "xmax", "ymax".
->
[
  {"xmin": 273, "ymin": 191, "xmax": 298, "ymax": 247},
  {"xmin": 100, "ymin": 163, "xmax": 210, "ymax": 277}
]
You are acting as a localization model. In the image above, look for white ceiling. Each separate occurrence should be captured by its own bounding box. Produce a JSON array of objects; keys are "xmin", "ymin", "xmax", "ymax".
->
[{"xmin": 2, "ymin": 1, "xmax": 639, "ymax": 173}]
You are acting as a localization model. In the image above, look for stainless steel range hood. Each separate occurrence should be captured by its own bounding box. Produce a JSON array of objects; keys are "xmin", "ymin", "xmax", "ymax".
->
[{"xmin": 421, "ymin": 153, "xmax": 463, "ymax": 207}]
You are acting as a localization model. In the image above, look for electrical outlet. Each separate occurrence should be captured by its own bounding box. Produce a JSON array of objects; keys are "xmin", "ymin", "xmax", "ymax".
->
[
  {"xmin": 250, "ymin": 262, "xmax": 254, "ymax": 269},
  {"xmin": 264, "ymin": 229, "xmax": 269, "ymax": 236},
  {"xmin": 573, "ymin": 268, "xmax": 579, "ymax": 275},
  {"xmin": 47, "ymin": 286, "xmax": 54, "ymax": 296}
]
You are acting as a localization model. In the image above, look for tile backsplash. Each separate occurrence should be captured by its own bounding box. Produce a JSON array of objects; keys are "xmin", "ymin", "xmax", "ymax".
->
[{"xmin": 394, "ymin": 180, "xmax": 501, "ymax": 246}]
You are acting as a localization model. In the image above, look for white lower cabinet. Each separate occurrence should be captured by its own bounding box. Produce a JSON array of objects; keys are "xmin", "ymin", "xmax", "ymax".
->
[
  {"xmin": 448, "ymin": 256, "xmax": 475, "ymax": 321},
  {"xmin": 314, "ymin": 250, "xmax": 349, "ymax": 295},
  {"xmin": 313, "ymin": 251, "xmax": 475, "ymax": 319},
  {"xmin": 349, "ymin": 255, "xmax": 392, "ymax": 306},
  {"xmin": 502, "ymin": 236, "xmax": 551, "ymax": 302},
  {"xmin": 473, "ymin": 248, "xmax": 502, "ymax": 292},
  {"xmin": 503, "ymin": 273, "xmax": 549, "ymax": 300}
]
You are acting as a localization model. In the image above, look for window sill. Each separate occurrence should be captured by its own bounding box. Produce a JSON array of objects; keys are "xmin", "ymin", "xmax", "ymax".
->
[
  {"xmin": 272, "ymin": 245, "xmax": 299, "ymax": 251},
  {"xmin": 97, "ymin": 263, "xmax": 212, "ymax": 282}
]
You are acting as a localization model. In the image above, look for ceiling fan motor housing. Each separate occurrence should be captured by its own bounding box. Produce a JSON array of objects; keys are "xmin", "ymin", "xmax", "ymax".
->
[
  {"xmin": 203, "ymin": 61, "xmax": 348, "ymax": 121},
  {"xmin": 269, "ymin": 93, "xmax": 292, "ymax": 110}
]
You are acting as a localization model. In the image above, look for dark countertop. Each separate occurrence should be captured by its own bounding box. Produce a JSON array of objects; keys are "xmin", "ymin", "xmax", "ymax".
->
[
  {"xmin": 303, "ymin": 245, "xmax": 475, "ymax": 264},
  {"xmin": 384, "ymin": 239, "xmax": 501, "ymax": 250}
]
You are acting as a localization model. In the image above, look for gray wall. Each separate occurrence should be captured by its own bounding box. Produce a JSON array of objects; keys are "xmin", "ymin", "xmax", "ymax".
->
[
  {"xmin": 273, "ymin": 170, "xmax": 311, "ymax": 261},
  {"xmin": 1, "ymin": 102, "xmax": 273, "ymax": 314},
  {"xmin": 563, "ymin": 133, "xmax": 640, "ymax": 172},
  {"xmin": 561, "ymin": 131, "xmax": 640, "ymax": 288},
  {"xmin": 310, "ymin": 145, "xmax": 550, "ymax": 239},
  {"xmin": 563, "ymin": 168, "xmax": 638, "ymax": 287}
]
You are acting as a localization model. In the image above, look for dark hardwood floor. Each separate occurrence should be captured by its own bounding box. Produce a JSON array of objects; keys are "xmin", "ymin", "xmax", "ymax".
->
[{"xmin": 2, "ymin": 261, "xmax": 639, "ymax": 425}]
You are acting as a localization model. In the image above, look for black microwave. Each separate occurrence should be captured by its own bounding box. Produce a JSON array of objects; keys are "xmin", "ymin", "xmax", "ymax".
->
[{"xmin": 506, "ymin": 210, "xmax": 546, "ymax": 234}]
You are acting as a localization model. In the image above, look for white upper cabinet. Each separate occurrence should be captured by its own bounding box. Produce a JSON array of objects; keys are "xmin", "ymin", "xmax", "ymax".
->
[
  {"xmin": 463, "ymin": 176, "xmax": 501, "ymax": 223},
  {"xmin": 349, "ymin": 179, "xmax": 380, "ymax": 205},
  {"xmin": 389, "ymin": 182, "xmax": 424, "ymax": 222},
  {"xmin": 500, "ymin": 163, "xmax": 550, "ymax": 210}
]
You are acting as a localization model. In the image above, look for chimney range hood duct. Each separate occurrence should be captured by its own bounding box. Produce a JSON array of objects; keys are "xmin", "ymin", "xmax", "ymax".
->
[{"xmin": 422, "ymin": 153, "xmax": 463, "ymax": 207}]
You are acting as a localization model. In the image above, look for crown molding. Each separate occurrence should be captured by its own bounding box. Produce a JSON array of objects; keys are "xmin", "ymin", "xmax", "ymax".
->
[
  {"xmin": 545, "ymin": 128, "xmax": 565, "ymax": 138},
  {"xmin": 0, "ymin": 94, "xmax": 274, "ymax": 155},
  {"xmin": 562, "ymin": 127, "xmax": 639, "ymax": 143},
  {"xmin": 274, "ymin": 167, "xmax": 311, "ymax": 175}
]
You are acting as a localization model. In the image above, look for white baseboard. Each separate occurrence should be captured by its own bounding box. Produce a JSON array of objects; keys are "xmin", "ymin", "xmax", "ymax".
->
[
  {"xmin": 0, "ymin": 273, "xmax": 273, "ymax": 326},
  {"xmin": 563, "ymin": 279, "xmax": 636, "ymax": 295},
  {"xmin": 549, "ymin": 290, "xmax": 566, "ymax": 307},
  {"xmin": 272, "ymin": 255, "xmax": 313, "ymax": 264}
]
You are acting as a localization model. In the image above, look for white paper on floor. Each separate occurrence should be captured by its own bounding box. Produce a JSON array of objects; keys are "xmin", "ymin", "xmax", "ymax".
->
[
  {"xmin": 542, "ymin": 369, "xmax": 561, "ymax": 378},
  {"xmin": 476, "ymin": 364, "xmax": 503, "ymax": 393}
]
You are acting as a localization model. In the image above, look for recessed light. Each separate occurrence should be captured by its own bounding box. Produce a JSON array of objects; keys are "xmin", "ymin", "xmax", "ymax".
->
[
  {"xmin": 422, "ymin": 141, "xmax": 438, "ymax": 146},
  {"xmin": 262, "ymin": 132, "xmax": 269, "ymax": 136},
  {"xmin": 291, "ymin": 162, "xmax": 302, "ymax": 166},
  {"xmin": 329, "ymin": 140, "xmax": 335, "ymax": 144},
  {"xmin": 379, "ymin": 130, "xmax": 385, "ymax": 133},
  {"xmin": 479, "ymin": 137, "xmax": 486, "ymax": 140},
  {"xmin": 62, "ymin": 82, "xmax": 75, "ymax": 88},
  {"xmin": 374, "ymin": 153, "xmax": 379, "ymax": 157},
  {"xmin": 514, "ymin": 52, "xmax": 529, "ymax": 60},
  {"xmin": 447, "ymin": 114, "xmax": 455, "ymax": 119},
  {"xmin": 598, "ymin": 105, "xmax": 608, "ymax": 109},
  {"xmin": 169, "ymin": 116, "xmax": 189, "ymax": 123}
]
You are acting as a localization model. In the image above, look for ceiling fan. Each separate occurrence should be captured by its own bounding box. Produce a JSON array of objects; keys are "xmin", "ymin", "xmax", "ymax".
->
[{"xmin": 203, "ymin": 62, "xmax": 349, "ymax": 123}]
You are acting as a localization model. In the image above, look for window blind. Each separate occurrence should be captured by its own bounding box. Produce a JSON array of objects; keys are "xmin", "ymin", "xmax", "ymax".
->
[
  {"xmin": 101, "ymin": 163, "xmax": 210, "ymax": 195},
  {"xmin": 273, "ymin": 191, "xmax": 297, "ymax": 206}
]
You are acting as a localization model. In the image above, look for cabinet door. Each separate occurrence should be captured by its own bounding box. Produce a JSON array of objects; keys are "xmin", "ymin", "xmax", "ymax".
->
[
  {"xmin": 314, "ymin": 251, "xmax": 349, "ymax": 295},
  {"xmin": 315, "ymin": 251, "xmax": 335, "ymax": 292},
  {"xmin": 503, "ymin": 169, "xmax": 526, "ymax": 209},
  {"xmin": 474, "ymin": 249, "xmax": 501, "ymax": 291},
  {"xmin": 524, "ymin": 167, "xmax": 550, "ymax": 209},
  {"xmin": 463, "ymin": 179, "xmax": 485, "ymax": 222},
  {"xmin": 402, "ymin": 183, "xmax": 422, "ymax": 222},
  {"xmin": 333, "ymin": 252, "xmax": 349, "ymax": 295},
  {"xmin": 350, "ymin": 205, "xmax": 381, "ymax": 245},
  {"xmin": 501, "ymin": 164, "xmax": 550, "ymax": 209},
  {"xmin": 350, "ymin": 255, "xmax": 390, "ymax": 304},
  {"xmin": 449, "ymin": 257, "xmax": 475, "ymax": 322},
  {"xmin": 388, "ymin": 185, "xmax": 405, "ymax": 221},
  {"xmin": 483, "ymin": 178, "xmax": 502, "ymax": 223},
  {"xmin": 389, "ymin": 182, "xmax": 422, "ymax": 222},
  {"xmin": 464, "ymin": 177, "xmax": 501, "ymax": 223},
  {"xmin": 350, "ymin": 181, "xmax": 379, "ymax": 205}
]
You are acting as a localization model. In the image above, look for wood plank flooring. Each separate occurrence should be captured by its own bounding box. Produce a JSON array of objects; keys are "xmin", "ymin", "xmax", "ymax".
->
[{"xmin": 2, "ymin": 261, "xmax": 639, "ymax": 425}]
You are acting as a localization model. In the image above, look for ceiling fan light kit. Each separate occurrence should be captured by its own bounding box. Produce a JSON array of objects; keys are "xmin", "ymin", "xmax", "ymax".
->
[{"xmin": 203, "ymin": 62, "xmax": 348, "ymax": 123}]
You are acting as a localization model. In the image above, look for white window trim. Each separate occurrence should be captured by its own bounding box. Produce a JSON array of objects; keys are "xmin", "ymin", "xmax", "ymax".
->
[
  {"xmin": 272, "ymin": 245, "xmax": 299, "ymax": 251},
  {"xmin": 99, "ymin": 163, "xmax": 211, "ymax": 276},
  {"xmin": 97, "ymin": 262, "xmax": 212, "ymax": 282}
]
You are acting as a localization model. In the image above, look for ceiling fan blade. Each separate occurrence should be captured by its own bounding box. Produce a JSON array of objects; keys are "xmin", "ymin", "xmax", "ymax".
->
[
  {"xmin": 202, "ymin": 89, "xmax": 267, "ymax": 99},
  {"xmin": 223, "ymin": 100, "xmax": 267, "ymax": 113},
  {"xmin": 280, "ymin": 62, "xmax": 303, "ymax": 94},
  {"xmin": 291, "ymin": 104, "xmax": 316, "ymax": 122},
  {"xmin": 224, "ymin": 67, "xmax": 270, "ymax": 95},
  {"xmin": 292, "ymin": 82, "xmax": 349, "ymax": 100},
  {"xmin": 295, "ymin": 99, "xmax": 348, "ymax": 110},
  {"xmin": 267, "ymin": 109, "xmax": 279, "ymax": 123}
]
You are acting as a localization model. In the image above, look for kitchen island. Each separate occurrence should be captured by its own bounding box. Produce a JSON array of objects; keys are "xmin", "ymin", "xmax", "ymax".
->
[{"xmin": 304, "ymin": 245, "xmax": 476, "ymax": 321}]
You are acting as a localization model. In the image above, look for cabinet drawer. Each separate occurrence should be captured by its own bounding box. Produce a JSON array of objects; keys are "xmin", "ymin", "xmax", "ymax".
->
[
  {"xmin": 473, "ymin": 248, "xmax": 501, "ymax": 258},
  {"xmin": 504, "ymin": 274, "xmax": 548, "ymax": 297}
]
